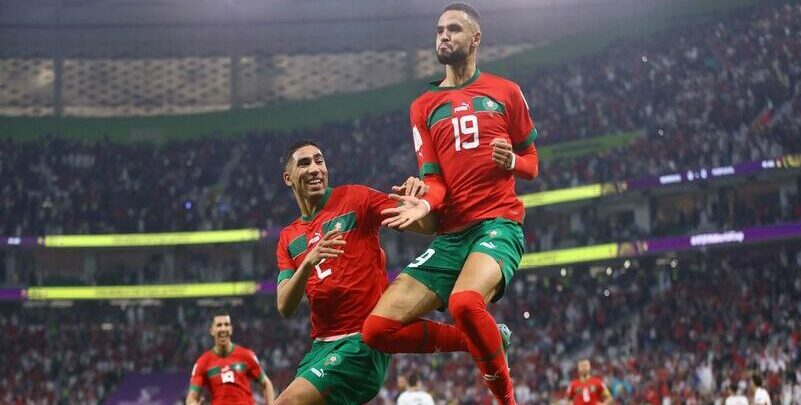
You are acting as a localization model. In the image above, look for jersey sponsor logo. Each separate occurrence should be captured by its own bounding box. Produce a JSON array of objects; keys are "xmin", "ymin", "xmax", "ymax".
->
[
  {"xmin": 310, "ymin": 368, "xmax": 326, "ymax": 378},
  {"xmin": 323, "ymin": 353, "xmax": 342, "ymax": 366},
  {"xmin": 308, "ymin": 232, "xmax": 322, "ymax": 245},
  {"xmin": 480, "ymin": 241, "xmax": 497, "ymax": 250},
  {"xmin": 454, "ymin": 101, "xmax": 470, "ymax": 112}
]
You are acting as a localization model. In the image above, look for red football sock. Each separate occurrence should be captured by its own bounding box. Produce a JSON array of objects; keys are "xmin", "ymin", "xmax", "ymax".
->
[
  {"xmin": 362, "ymin": 314, "xmax": 467, "ymax": 353},
  {"xmin": 449, "ymin": 290, "xmax": 515, "ymax": 405}
]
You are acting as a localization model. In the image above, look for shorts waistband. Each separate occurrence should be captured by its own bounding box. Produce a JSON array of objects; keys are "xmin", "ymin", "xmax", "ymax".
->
[{"xmin": 314, "ymin": 331, "xmax": 360, "ymax": 342}]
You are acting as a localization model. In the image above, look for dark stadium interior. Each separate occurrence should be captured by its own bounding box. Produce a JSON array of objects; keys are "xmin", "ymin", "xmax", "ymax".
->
[{"xmin": 1, "ymin": 0, "xmax": 800, "ymax": 404}]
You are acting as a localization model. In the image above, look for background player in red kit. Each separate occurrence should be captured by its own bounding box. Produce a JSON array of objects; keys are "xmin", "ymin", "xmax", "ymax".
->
[
  {"xmin": 567, "ymin": 359, "xmax": 612, "ymax": 405},
  {"xmin": 274, "ymin": 140, "xmax": 438, "ymax": 405},
  {"xmin": 186, "ymin": 312, "xmax": 275, "ymax": 405},
  {"xmin": 362, "ymin": 3, "xmax": 539, "ymax": 404}
]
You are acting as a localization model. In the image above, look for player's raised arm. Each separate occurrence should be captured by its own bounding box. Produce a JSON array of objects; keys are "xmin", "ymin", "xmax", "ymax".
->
[
  {"xmin": 275, "ymin": 230, "xmax": 345, "ymax": 318},
  {"xmin": 495, "ymin": 84, "xmax": 538, "ymax": 180}
]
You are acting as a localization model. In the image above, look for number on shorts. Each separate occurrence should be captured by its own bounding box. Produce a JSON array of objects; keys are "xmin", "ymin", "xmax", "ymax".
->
[{"xmin": 408, "ymin": 249, "xmax": 435, "ymax": 268}]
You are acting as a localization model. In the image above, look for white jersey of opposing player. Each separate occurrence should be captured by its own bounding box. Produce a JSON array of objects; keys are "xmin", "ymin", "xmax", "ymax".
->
[
  {"xmin": 754, "ymin": 387, "xmax": 772, "ymax": 405},
  {"xmin": 724, "ymin": 394, "xmax": 749, "ymax": 405},
  {"xmin": 397, "ymin": 389, "xmax": 435, "ymax": 405}
]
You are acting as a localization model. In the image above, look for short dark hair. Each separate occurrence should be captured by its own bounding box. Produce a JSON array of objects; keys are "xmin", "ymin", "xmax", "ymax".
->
[
  {"xmin": 282, "ymin": 139, "xmax": 320, "ymax": 169},
  {"xmin": 211, "ymin": 311, "xmax": 230, "ymax": 324},
  {"xmin": 442, "ymin": 2, "xmax": 481, "ymax": 26},
  {"xmin": 729, "ymin": 381, "xmax": 739, "ymax": 393},
  {"xmin": 752, "ymin": 374, "xmax": 763, "ymax": 387},
  {"xmin": 408, "ymin": 373, "xmax": 419, "ymax": 387}
]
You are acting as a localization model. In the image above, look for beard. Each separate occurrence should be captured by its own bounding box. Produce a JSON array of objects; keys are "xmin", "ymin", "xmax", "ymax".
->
[{"xmin": 437, "ymin": 46, "xmax": 468, "ymax": 65}]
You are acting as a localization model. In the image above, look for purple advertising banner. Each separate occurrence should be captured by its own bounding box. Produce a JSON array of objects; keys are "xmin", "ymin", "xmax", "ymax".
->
[
  {"xmin": 635, "ymin": 222, "xmax": 801, "ymax": 255},
  {"xmin": 625, "ymin": 154, "xmax": 799, "ymax": 191},
  {"xmin": 0, "ymin": 236, "xmax": 41, "ymax": 247},
  {"xmin": 104, "ymin": 372, "xmax": 187, "ymax": 405},
  {"xmin": 0, "ymin": 288, "xmax": 23, "ymax": 301}
]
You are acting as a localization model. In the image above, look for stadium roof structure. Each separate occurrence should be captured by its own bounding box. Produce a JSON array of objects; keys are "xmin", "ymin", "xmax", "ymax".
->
[{"xmin": 0, "ymin": 0, "xmax": 669, "ymax": 57}]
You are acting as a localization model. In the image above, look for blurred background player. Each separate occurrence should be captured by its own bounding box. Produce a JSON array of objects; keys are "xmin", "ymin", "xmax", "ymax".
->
[
  {"xmin": 396, "ymin": 372, "xmax": 435, "ymax": 405},
  {"xmin": 724, "ymin": 381, "xmax": 748, "ymax": 405},
  {"xmin": 566, "ymin": 359, "xmax": 612, "ymax": 405},
  {"xmin": 364, "ymin": 3, "xmax": 539, "ymax": 404},
  {"xmin": 752, "ymin": 374, "xmax": 772, "ymax": 405},
  {"xmin": 274, "ymin": 140, "xmax": 436, "ymax": 404},
  {"xmin": 187, "ymin": 312, "xmax": 275, "ymax": 405}
]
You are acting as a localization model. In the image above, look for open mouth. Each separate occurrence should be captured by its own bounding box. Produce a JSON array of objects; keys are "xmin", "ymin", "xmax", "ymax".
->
[{"xmin": 307, "ymin": 178, "xmax": 324, "ymax": 188}]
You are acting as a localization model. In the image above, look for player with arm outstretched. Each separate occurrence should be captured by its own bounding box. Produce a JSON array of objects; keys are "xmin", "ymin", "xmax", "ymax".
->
[
  {"xmin": 273, "ymin": 140, "xmax": 446, "ymax": 405},
  {"xmin": 361, "ymin": 3, "xmax": 539, "ymax": 404},
  {"xmin": 186, "ymin": 312, "xmax": 275, "ymax": 405}
]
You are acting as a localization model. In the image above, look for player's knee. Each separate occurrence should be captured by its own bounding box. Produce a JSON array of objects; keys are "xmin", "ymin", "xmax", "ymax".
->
[
  {"xmin": 362, "ymin": 314, "xmax": 400, "ymax": 351},
  {"xmin": 449, "ymin": 290, "xmax": 486, "ymax": 323}
]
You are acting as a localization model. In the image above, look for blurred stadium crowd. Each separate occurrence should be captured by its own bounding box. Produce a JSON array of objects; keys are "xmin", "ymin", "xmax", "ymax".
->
[
  {"xmin": 3, "ymin": 245, "xmax": 800, "ymax": 404},
  {"xmin": 2, "ymin": 1, "xmax": 801, "ymax": 404},
  {"xmin": 2, "ymin": 1, "xmax": 799, "ymax": 236}
]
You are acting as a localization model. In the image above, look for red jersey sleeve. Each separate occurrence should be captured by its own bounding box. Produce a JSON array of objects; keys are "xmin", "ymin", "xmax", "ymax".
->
[
  {"xmin": 566, "ymin": 381, "xmax": 574, "ymax": 399},
  {"xmin": 507, "ymin": 84, "xmax": 537, "ymax": 153},
  {"xmin": 410, "ymin": 105, "xmax": 447, "ymax": 210},
  {"xmin": 356, "ymin": 186, "xmax": 397, "ymax": 228},
  {"xmin": 189, "ymin": 356, "xmax": 207, "ymax": 392},
  {"xmin": 275, "ymin": 232, "xmax": 296, "ymax": 286},
  {"xmin": 246, "ymin": 350, "xmax": 266, "ymax": 382}
]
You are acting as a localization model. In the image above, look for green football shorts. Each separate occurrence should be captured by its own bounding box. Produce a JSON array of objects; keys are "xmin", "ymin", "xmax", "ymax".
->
[
  {"xmin": 296, "ymin": 333, "xmax": 390, "ymax": 405},
  {"xmin": 402, "ymin": 218, "xmax": 524, "ymax": 307}
]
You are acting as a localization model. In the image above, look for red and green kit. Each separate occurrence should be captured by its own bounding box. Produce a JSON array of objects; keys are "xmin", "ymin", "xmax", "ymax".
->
[
  {"xmin": 410, "ymin": 70, "xmax": 538, "ymax": 232},
  {"xmin": 276, "ymin": 185, "xmax": 396, "ymax": 338},
  {"xmin": 189, "ymin": 344, "xmax": 267, "ymax": 405}
]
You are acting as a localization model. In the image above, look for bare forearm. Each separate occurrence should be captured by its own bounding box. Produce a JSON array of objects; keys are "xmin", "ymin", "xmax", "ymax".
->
[
  {"xmin": 276, "ymin": 263, "xmax": 313, "ymax": 317},
  {"xmin": 262, "ymin": 378, "xmax": 275, "ymax": 405}
]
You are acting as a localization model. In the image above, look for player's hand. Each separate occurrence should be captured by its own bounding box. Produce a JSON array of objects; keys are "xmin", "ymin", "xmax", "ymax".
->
[
  {"xmin": 391, "ymin": 176, "xmax": 430, "ymax": 197},
  {"xmin": 490, "ymin": 138, "xmax": 515, "ymax": 171},
  {"xmin": 303, "ymin": 230, "xmax": 345, "ymax": 267},
  {"xmin": 380, "ymin": 194, "xmax": 430, "ymax": 230}
]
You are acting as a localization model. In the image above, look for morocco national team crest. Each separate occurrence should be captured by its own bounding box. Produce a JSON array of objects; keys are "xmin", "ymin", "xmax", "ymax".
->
[
  {"xmin": 484, "ymin": 98, "xmax": 497, "ymax": 111},
  {"xmin": 324, "ymin": 353, "xmax": 342, "ymax": 366}
]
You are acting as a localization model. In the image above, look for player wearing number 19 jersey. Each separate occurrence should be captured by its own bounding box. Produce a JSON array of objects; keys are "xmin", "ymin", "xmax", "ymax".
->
[
  {"xmin": 274, "ymin": 140, "xmax": 440, "ymax": 405},
  {"xmin": 409, "ymin": 69, "xmax": 537, "ymax": 233},
  {"xmin": 362, "ymin": 4, "xmax": 539, "ymax": 405}
]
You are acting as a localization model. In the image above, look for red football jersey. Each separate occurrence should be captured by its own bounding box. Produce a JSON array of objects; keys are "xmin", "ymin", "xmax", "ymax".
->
[
  {"xmin": 276, "ymin": 185, "xmax": 396, "ymax": 338},
  {"xmin": 410, "ymin": 70, "xmax": 537, "ymax": 232},
  {"xmin": 566, "ymin": 376, "xmax": 610, "ymax": 405},
  {"xmin": 189, "ymin": 344, "xmax": 267, "ymax": 405}
]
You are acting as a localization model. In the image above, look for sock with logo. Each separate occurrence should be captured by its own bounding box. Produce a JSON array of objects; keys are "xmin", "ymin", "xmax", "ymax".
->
[{"xmin": 449, "ymin": 290, "xmax": 515, "ymax": 405}]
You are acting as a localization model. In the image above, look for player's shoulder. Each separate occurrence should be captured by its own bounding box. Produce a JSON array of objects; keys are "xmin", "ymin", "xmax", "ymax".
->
[
  {"xmin": 234, "ymin": 344, "xmax": 258, "ymax": 358},
  {"xmin": 195, "ymin": 349, "xmax": 214, "ymax": 364},
  {"xmin": 338, "ymin": 184, "xmax": 382, "ymax": 195},
  {"xmin": 278, "ymin": 218, "xmax": 304, "ymax": 240}
]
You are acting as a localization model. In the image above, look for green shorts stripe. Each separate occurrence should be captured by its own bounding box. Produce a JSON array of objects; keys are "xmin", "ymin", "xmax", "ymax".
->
[
  {"xmin": 402, "ymin": 218, "xmax": 524, "ymax": 307},
  {"xmin": 295, "ymin": 334, "xmax": 390, "ymax": 405}
]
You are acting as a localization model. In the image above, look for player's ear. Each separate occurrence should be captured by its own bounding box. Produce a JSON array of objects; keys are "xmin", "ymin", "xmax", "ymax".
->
[
  {"xmin": 472, "ymin": 30, "xmax": 481, "ymax": 49},
  {"xmin": 283, "ymin": 169, "xmax": 293, "ymax": 187}
]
